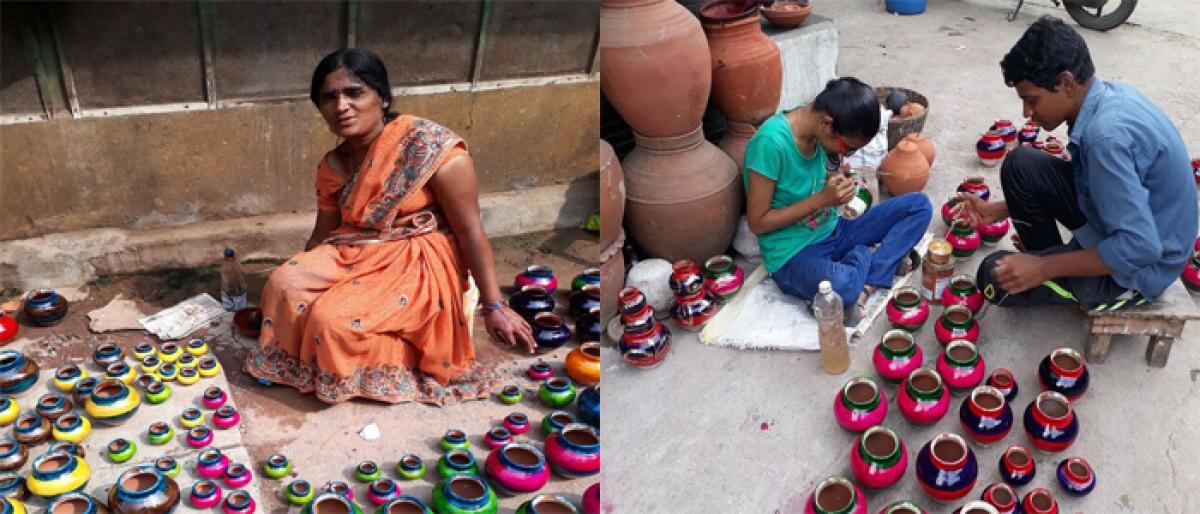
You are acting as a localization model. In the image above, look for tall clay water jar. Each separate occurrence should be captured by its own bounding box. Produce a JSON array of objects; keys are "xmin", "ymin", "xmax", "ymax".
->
[
  {"xmin": 700, "ymin": 2, "xmax": 782, "ymax": 125},
  {"xmin": 718, "ymin": 121, "xmax": 756, "ymax": 171},
  {"xmin": 623, "ymin": 125, "xmax": 741, "ymax": 262},
  {"xmin": 599, "ymin": 230, "xmax": 626, "ymax": 323},
  {"xmin": 600, "ymin": 0, "xmax": 712, "ymax": 137},
  {"xmin": 600, "ymin": 139, "xmax": 627, "ymax": 252}
]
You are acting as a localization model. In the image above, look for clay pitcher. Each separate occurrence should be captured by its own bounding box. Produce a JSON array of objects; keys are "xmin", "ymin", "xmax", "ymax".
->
[
  {"xmin": 700, "ymin": 1, "xmax": 782, "ymax": 125},
  {"xmin": 600, "ymin": 0, "xmax": 712, "ymax": 137},
  {"xmin": 623, "ymin": 125, "xmax": 741, "ymax": 262},
  {"xmin": 879, "ymin": 140, "xmax": 930, "ymax": 195},
  {"xmin": 600, "ymin": 139, "xmax": 627, "ymax": 251},
  {"xmin": 905, "ymin": 132, "xmax": 936, "ymax": 167}
]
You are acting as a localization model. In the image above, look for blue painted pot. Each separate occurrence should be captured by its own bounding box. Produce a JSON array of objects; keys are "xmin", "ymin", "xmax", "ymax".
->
[
  {"xmin": 577, "ymin": 386, "xmax": 599, "ymax": 428},
  {"xmin": 509, "ymin": 286, "xmax": 555, "ymax": 321},
  {"xmin": 575, "ymin": 307, "xmax": 602, "ymax": 342},
  {"xmin": 0, "ymin": 351, "xmax": 39, "ymax": 396},
  {"xmin": 531, "ymin": 313, "xmax": 571, "ymax": 352},
  {"xmin": 568, "ymin": 286, "xmax": 600, "ymax": 318}
]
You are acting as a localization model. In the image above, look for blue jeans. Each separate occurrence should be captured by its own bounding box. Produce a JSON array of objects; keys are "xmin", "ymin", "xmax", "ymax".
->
[{"xmin": 772, "ymin": 192, "xmax": 932, "ymax": 309}]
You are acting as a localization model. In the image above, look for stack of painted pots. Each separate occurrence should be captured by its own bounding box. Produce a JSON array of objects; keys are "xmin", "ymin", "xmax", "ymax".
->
[
  {"xmin": 617, "ymin": 287, "xmax": 672, "ymax": 368},
  {"xmin": 668, "ymin": 259, "xmax": 717, "ymax": 330},
  {"xmin": 602, "ymin": 0, "xmax": 740, "ymax": 263}
]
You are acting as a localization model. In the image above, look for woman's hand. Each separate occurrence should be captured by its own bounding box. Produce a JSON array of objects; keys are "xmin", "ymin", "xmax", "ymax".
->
[
  {"xmin": 821, "ymin": 175, "xmax": 856, "ymax": 208},
  {"xmin": 485, "ymin": 306, "xmax": 536, "ymax": 354}
]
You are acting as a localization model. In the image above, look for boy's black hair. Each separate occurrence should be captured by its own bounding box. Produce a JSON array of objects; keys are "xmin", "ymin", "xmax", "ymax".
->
[
  {"xmin": 1000, "ymin": 16, "xmax": 1095, "ymax": 91},
  {"xmin": 310, "ymin": 48, "xmax": 397, "ymax": 122},
  {"xmin": 811, "ymin": 77, "xmax": 880, "ymax": 141}
]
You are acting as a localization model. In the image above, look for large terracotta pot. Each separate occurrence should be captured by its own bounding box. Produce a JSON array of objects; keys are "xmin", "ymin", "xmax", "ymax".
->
[
  {"xmin": 600, "ymin": 0, "xmax": 712, "ymax": 137},
  {"xmin": 623, "ymin": 125, "xmax": 741, "ymax": 263},
  {"xmin": 599, "ymin": 230, "xmax": 626, "ymax": 322},
  {"xmin": 700, "ymin": 1, "xmax": 782, "ymax": 125},
  {"xmin": 905, "ymin": 132, "xmax": 936, "ymax": 167},
  {"xmin": 717, "ymin": 121, "xmax": 755, "ymax": 171},
  {"xmin": 879, "ymin": 139, "xmax": 930, "ymax": 195},
  {"xmin": 600, "ymin": 140, "xmax": 626, "ymax": 252}
]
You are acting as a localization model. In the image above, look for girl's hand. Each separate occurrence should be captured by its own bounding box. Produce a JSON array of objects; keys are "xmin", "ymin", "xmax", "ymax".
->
[{"xmin": 485, "ymin": 306, "xmax": 536, "ymax": 354}]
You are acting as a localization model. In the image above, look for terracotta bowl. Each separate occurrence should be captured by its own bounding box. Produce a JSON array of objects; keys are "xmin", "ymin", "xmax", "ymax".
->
[
  {"xmin": 875, "ymin": 86, "xmax": 929, "ymax": 150},
  {"xmin": 761, "ymin": 1, "xmax": 812, "ymax": 29},
  {"xmin": 232, "ymin": 307, "xmax": 262, "ymax": 339}
]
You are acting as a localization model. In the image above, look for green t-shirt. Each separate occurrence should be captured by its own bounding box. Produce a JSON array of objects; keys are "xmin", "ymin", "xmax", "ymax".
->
[{"xmin": 742, "ymin": 113, "xmax": 837, "ymax": 272}]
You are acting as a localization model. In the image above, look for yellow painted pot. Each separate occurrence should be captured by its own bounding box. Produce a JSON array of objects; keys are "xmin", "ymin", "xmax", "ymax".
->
[
  {"xmin": 51, "ymin": 413, "xmax": 92, "ymax": 443},
  {"xmin": 27, "ymin": 452, "xmax": 90, "ymax": 497},
  {"xmin": 84, "ymin": 380, "xmax": 141, "ymax": 426},
  {"xmin": 51, "ymin": 365, "xmax": 88, "ymax": 394},
  {"xmin": 0, "ymin": 399, "xmax": 18, "ymax": 426}
]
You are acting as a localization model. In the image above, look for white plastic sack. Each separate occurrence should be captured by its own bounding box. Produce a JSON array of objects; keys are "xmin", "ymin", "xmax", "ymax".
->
[
  {"xmin": 844, "ymin": 105, "xmax": 893, "ymax": 172},
  {"xmin": 625, "ymin": 258, "xmax": 674, "ymax": 318},
  {"xmin": 732, "ymin": 215, "xmax": 762, "ymax": 266}
]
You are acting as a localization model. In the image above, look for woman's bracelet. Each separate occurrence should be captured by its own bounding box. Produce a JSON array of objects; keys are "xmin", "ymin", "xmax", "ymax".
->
[{"xmin": 480, "ymin": 301, "xmax": 506, "ymax": 315}]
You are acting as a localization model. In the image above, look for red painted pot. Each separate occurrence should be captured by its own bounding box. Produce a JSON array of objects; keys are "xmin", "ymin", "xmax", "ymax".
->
[
  {"xmin": 850, "ymin": 425, "xmax": 908, "ymax": 489},
  {"xmin": 872, "ymin": 330, "xmax": 923, "ymax": 383},
  {"xmin": 934, "ymin": 305, "xmax": 979, "ymax": 346},
  {"xmin": 941, "ymin": 275, "xmax": 984, "ymax": 315},
  {"xmin": 976, "ymin": 130, "xmax": 1006, "ymax": 167},
  {"xmin": 977, "ymin": 218, "xmax": 1010, "ymax": 245},
  {"xmin": 945, "ymin": 220, "xmax": 982, "ymax": 258},
  {"xmin": 886, "ymin": 286, "xmax": 929, "ymax": 331},
  {"xmin": 833, "ymin": 377, "xmax": 888, "ymax": 432},
  {"xmin": 897, "ymin": 368, "xmax": 950, "ymax": 426},
  {"xmin": 936, "ymin": 341, "xmax": 986, "ymax": 393},
  {"xmin": 957, "ymin": 177, "xmax": 991, "ymax": 201}
]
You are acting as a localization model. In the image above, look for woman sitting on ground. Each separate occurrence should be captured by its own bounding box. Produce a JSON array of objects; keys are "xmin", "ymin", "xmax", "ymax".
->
[
  {"xmin": 244, "ymin": 48, "xmax": 535, "ymax": 406},
  {"xmin": 742, "ymin": 77, "xmax": 932, "ymax": 321}
]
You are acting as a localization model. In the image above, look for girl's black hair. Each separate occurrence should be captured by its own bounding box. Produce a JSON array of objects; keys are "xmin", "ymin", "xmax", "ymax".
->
[
  {"xmin": 811, "ymin": 77, "xmax": 880, "ymax": 141},
  {"xmin": 310, "ymin": 48, "xmax": 397, "ymax": 122},
  {"xmin": 1000, "ymin": 16, "xmax": 1094, "ymax": 91}
]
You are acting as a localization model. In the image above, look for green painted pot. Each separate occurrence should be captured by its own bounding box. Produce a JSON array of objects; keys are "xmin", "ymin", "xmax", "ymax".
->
[
  {"xmin": 541, "ymin": 410, "xmax": 577, "ymax": 436},
  {"xmin": 354, "ymin": 460, "xmax": 381, "ymax": 483},
  {"xmin": 437, "ymin": 450, "xmax": 478, "ymax": 479},
  {"xmin": 263, "ymin": 453, "xmax": 292, "ymax": 479},
  {"xmin": 301, "ymin": 492, "xmax": 363, "ymax": 514},
  {"xmin": 440, "ymin": 430, "xmax": 470, "ymax": 452},
  {"xmin": 396, "ymin": 454, "xmax": 425, "ymax": 480},
  {"xmin": 285, "ymin": 479, "xmax": 315, "ymax": 505},
  {"xmin": 516, "ymin": 494, "xmax": 581, "ymax": 514},
  {"xmin": 538, "ymin": 377, "xmax": 577, "ymax": 408},
  {"xmin": 431, "ymin": 474, "xmax": 497, "ymax": 514},
  {"xmin": 146, "ymin": 422, "xmax": 173, "ymax": 445},
  {"xmin": 106, "ymin": 438, "xmax": 136, "ymax": 463}
]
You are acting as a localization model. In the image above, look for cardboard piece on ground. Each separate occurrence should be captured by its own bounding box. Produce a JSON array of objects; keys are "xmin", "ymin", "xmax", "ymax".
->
[{"xmin": 87, "ymin": 294, "xmax": 150, "ymax": 333}]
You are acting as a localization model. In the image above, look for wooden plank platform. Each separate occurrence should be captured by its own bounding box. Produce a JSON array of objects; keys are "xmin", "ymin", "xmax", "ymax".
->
[{"xmin": 1086, "ymin": 279, "xmax": 1200, "ymax": 367}]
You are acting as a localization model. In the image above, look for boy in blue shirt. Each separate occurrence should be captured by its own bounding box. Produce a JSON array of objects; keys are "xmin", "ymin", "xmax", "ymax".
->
[{"xmin": 955, "ymin": 16, "xmax": 1197, "ymax": 309}]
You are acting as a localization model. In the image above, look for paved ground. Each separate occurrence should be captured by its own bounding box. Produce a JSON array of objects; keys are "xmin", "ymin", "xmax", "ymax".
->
[
  {"xmin": 602, "ymin": 1, "xmax": 1200, "ymax": 513},
  {"xmin": 4, "ymin": 228, "xmax": 596, "ymax": 512}
]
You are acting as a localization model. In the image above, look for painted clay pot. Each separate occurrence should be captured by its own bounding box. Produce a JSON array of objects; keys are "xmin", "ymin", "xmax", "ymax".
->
[
  {"xmin": 86, "ymin": 380, "xmax": 141, "ymax": 426},
  {"xmin": 976, "ymin": 130, "xmax": 1006, "ymax": 167},
  {"xmin": 262, "ymin": 454, "xmax": 292, "ymax": 479},
  {"xmin": 12, "ymin": 414, "xmax": 50, "ymax": 446},
  {"xmin": 198, "ymin": 355, "xmax": 222, "ymax": 377},
  {"xmin": 139, "ymin": 355, "xmax": 161, "ymax": 376},
  {"xmin": 1055, "ymin": 456, "xmax": 1095, "ymax": 496},
  {"xmin": 0, "ymin": 473, "xmax": 25, "ymax": 501},
  {"xmin": 880, "ymin": 139, "xmax": 931, "ymax": 195},
  {"xmin": 531, "ymin": 313, "xmax": 572, "ymax": 353},
  {"xmin": 155, "ymin": 456, "xmax": 180, "ymax": 479},
  {"xmin": 516, "ymin": 495, "xmax": 580, "ymax": 514},
  {"xmin": 599, "ymin": 0, "xmax": 711, "ymax": 137},
  {"xmin": 955, "ymin": 501, "xmax": 1000, "ymax": 514},
  {"xmin": 396, "ymin": 455, "xmax": 425, "ymax": 480},
  {"xmin": 1020, "ymin": 488, "xmax": 1059, "ymax": 514},
  {"xmin": 92, "ymin": 343, "xmax": 123, "ymax": 369},
  {"xmin": 177, "ymin": 367, "xmax": 199, "ymax": 385},
  {"xmin": 504, "ymin": 413, "xmax": 530, "ymax": 435},
  {"xmin": 46, "ymin": 441, "xmax": 84, "ymax": 459},
  {"xmin": 622, "ymin": 125, "xmax": 741, "ymax": 263},
  {"xmin": 51, "ymin": 365, "xmax": 86, "ymax": 394},
  {"xmin": 106, "ymin": 362, "xmax": 137, "ymax": 385},
  {"xmin": 934, "ymin": 305, "xmax": 979, "ymax": 346},
  {"xmin": 977, "ymin": 218, "xmax": 1010, "ymax": 245},
  {"xmin": 898, "ymin": 368, "xmax": 950, "ymax": 426},
  {"xmin": 572, "ymin": 269, "xmax": 602, "ymax": 296},
  {"xmin": 28, "ymin": 451, "xmax": 90, "ymax": 497},
  {"xmin": 850, "ymin": 425, "xmax": 908, "ymax": 489},
  {"xmin": 204, "ymin": 386, "xmax": 228, "ymax": 409},
  {"xmin": 876, "ymin": 500, "xmax": 925, "ymax": 513},
  {"xmin": 915, "ymin": 432, "xmax": 977, "ymax": 503},
  {"xmin": 576, "ymin": 310, "xmax": 602, "ymax": 347},
  {"xmin": 942, "ymin": 275, "xmax": 985, "ymax": 315},
  {"xmin": 993, "ymin": 119, "xmax": 1017, "ymax": 147},
  {"xmin": 323, "ymin": 481, "xmax": 354, "ymax": 500},
  {"xmin": 515, "ymin": 265, "xmax": 558, "ymax": 295},
  {"xmin": 668, "ymin": 259, "xmax": 705, "ymax": 297},
  {"xmin": 542, "ymin": 411, "xmax": 577, "ymax": 436},
  {"xmin": 618, "ymin": 286, "xmax": 654, "ymax": 332},
  {"xmin": 431, "ymin": 474, "xmax": 497, "ymax": 514},
  {"xmin": 130, "ymin": 341, "xmax": 153, "ymax": 360},
  {"xmin": 378, "ymin": 497, "xmax": 434, "ymax": 514},
  {"xmin": 718, "ymin": 120, "xmax": 756, "ymax": 170},
  {"xmin": 545, "ymin": 424, "xmax": 600, "ymax": 478},
  {"xmin": 980, "ymin": 482, "xmax": 1019, "ymax": 514},
  {"xmin": 367, "ymin": 478, "xmax": 402, "ymax": 506},
  {"xmin": 833, "ymin": 377, "xmax": 888, "ymax": 432},
  {"xmin": 222, "ymin": 490, "xmax": 256, "ymax": 514},
  {"xmin": 509, "ymin": 286, "xmax": 555, "ymax": 322},
  {"xmin": 46, "ymin": 493, "xmax": 108, "ymax": 514},
  {"xmin": 23, "ymin": 289, "xmax": 68, "ymax": 327},
  {"xmin": 438, "ymin": 450, "xmax": 479, "ymax": 479},
  {"xmin": 1038, "ymin": 348, "xmax": 1089, "ymax": 401},
  {"xmin": 945, "ymin": 220, "xmax": 982, "ymax": 258},
  {"xmin": 1043, "ymin": 140, "xmax": 1065, "ymax": 159},
  {"xmin": 1182, "ymin": 252, "xmax": 1200, "ymax": 292},
  {"xmin": 284, "ymin": 480, "xmax": 314, "ymax": 505},
  {"xmin": 569, "ymin": 285, "xmax": 601, "ymax": 318},
  {"xmin": 483, "ymin": 427, "xmax": 512, "ymax": 451},
  {"xmin": 886, "ymin": 286, "xmax": 930, "ymax": 331},
  {"xmin": 582, "ymin": 483, "xmax": 599, "ymax": 514},
  {"xmin": 0, "ymin": 350, "xmax": 39, "ymax": 396},
  {"xmin": 987, "ymin": 368, "xmax": 1019, "ymax": 403},
  {"xmin": 937, "ymin": 341, "xmax": 986, "ymax": 393},
  {"xmin": 538, "ymin": 377, "xmax": 577, "ymax": 409},
  {"xmin": 144, "ymin": 380, "xmax": 170, "ymax": 404},
  {"xmin": 803, "ymin": 476, "xmax": 867, "ymax": 514},
  {"xmin": 619, "ymin": 315, "xmax": 672, "ymax": 369},
  {"xmin": 0, "ymin": 440, "xmax": 24, "ymax": 472},
  {"xmin": 180, "ymin": 407, "xmax": 204, "ymax": 429},
  {"xmin": 1023, "ymin": 391, "xmax": 1079, "ymax": 453},
  {"xmin": 958, "ymin": 385, "xmax": 1013, "ymax": 446},
  {"xmin": 527, "ymin": 361, "xmax": 553, "ymax": 381},
  {"xmin": 187, "ymin": 338, "xmax": 210, "ymax": 356},
  {"xmin": 51, "ymin": 413, "xmax": 91, "ymax": 443},
  {"xmin": 671, "ymin": 288, "xmax": 717, "ymax": 331},
  {"xmin": 906, "ymin": 132, "xmax": 937, "ymax": 167},
  {"xmin": 189, "ymin": 479, "xmax": 222, "ymax": 509},
  {"xmin": 441, "ymin": 430, "xmax": 470, "ymax": 452},
  {"xmin": 156, "ymin": 342, "xmax": 182, "ymax": 363},
  {"xmin": 302, "ymin": 492, "xmax": 361, "ymax": 514},
  {"xmin": 957, "ymin": 177, "xmax": 991, "ymax": 201},
  {"xmin": 578, "ymin": 385, "xmax": 600, "ymax": 428},
  {"xmin": 213, "ymin": 405, "xmax": 240, "ymax": 429},
  {"xmin": 700, "ymin": 2, "xmax": 781, "ymax": 125},
  {"xmin": 71, "ymin": 377, "xmax": 99, "ymax": 406},
  {"xmin": 106, "ymin": 438, "xmax": 136, "ymax": 463},
  {"xmin": 498, "ymin": 385, "xmax": 523, "ymax": 405},
  {"xmin": 1018, "ymin": 121, "xmax": 1040, "ymax": 145},
  {"xmin": 197, "ymin": 449, "xmax": 231, "ymax": 479},
  {"xmin": 998, "ymin": 445, "xmax": 1036, "ymax": 487},
  {"xmin": 940, "ymin": 196, "xmax": 961, "ymax": 226},
  {"xmin": 223, "ymin": 463, "xmax": 253, "ymax": 488},
  {"xmin": 565, "ymin": 342, "xmax": 601, "ymax": 386},
  {"xmin": 0, "ymin": 313, "xmax": 15, "ymax": 345},
  {"xmin": 178, "ymin": 352, "xmax": 198, "ymax": 369},
  {"xmin": 703, "ymin": 255, "xmax": 744, "ymax": 304},
  {"xmin": 36, "ymin": 394, "xmax": 72, "ymax": 421},
  {"xmin": 0, "ymin": 400, "xmax": 15, "ymax": 426},
  {"xmin": 485, "ymin": 442, "xmax": 551, "ymax": 496}
]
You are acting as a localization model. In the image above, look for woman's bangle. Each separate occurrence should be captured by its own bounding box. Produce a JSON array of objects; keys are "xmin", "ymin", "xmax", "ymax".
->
[{"xmin": 481, "ymin": 301, "xmax": 506, "ymax": 315}]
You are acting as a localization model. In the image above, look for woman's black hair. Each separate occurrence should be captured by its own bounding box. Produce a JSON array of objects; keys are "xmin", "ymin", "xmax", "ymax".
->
[
  {"xmin": 811, "ymin": 77, "xmax": 880, "ymax": 141},
  {"xmin": 310, "ymin": 48, "xmax": 397, "ymax": 122},
  {"xmin": 1000, "ymin": 16, "xmax": 1094, "ymax": 91}
]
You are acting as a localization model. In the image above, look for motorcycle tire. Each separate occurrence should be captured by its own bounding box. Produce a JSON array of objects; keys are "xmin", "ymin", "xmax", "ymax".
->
[{"xmin": 1065, "ymin": 0, "xmax": 1138, "ymax": 31}]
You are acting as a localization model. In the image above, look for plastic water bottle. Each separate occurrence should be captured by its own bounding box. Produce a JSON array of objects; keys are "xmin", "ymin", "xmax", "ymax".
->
[
  {"xmin": 813, "ymin": 280, "xmax": 849, "ymax": 374},
  {"xmin": 220, "ymin": 248, "xmax": 248, "ymax": 311}
]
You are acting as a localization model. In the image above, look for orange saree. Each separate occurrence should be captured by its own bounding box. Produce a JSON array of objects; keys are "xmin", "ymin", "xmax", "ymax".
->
[{"xmin": 244, "ymin": 115, "xmax": 500, "ymax": 405}]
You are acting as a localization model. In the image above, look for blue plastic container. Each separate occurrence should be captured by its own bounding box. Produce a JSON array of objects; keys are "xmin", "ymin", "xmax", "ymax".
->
[{"xmin": 886, "ymin": 0, "xmax": 927, "ymax": 15}]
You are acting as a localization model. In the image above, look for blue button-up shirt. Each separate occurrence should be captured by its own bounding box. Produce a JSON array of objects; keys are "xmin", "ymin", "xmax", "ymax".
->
[{"xmin": 1068, "ymin": 78, "xmax": 1197, "ymax": 300}]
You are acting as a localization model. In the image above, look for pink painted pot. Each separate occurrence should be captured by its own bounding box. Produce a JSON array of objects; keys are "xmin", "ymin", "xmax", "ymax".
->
[
  {"xmin": 1182, "ymin": 252, "xmax": 1200, "ymax": 293},
  {"xmin": 885, "ymin": 286, "xmax": 929, "ymax": 332},
  {"xmin": 978, "ymin": 218, "xmax": 1011, "ymax": 245},
  {"xmin": 872, "ymin": 330, "xmax": 923, "ymax": 382},
  {"xmin": 484, "ymin": 427, "xmax": 513, "ymax": 450},
  {"xmin": 833, "ymin": 377, "xmax": 888, "ymax": 432},
  {"xmin": 544, "ymin": 424, "xmax": 600, "ymax": 478},
  {"xmin": 850, "ymin": 425, "xmax": 908, "ymax": 489},
  {"xmin": 515, "ymin": 265, "xmax": 558, "ymax": 295},
  {"xmin": 583, "ymin": 483, "xmax": 600, "ymax": 514},
  {"xmin": 934, "ymin": 305, "xmax": 979, "ymax": 346},
  {"xmin": 804, "ymin": 476, "xmax": 868, "ymax": 514},
  {"xmin": 936, "ymin": 341, "xmax": 986, "ymax": 393},
  {"xmin": 484, "ymin": 443, "xmax": 550, "ymax": 496},
  {"xmin": 897, "ymin": 368, "xmax": 950, "ymax": 426},
  {"xmin": 941, "ymin": 275, "xmax": 985, "ymax": 315},
  {"xmin": 945, "ymin": 220, "xmax": 982, "ymax": 258}
]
